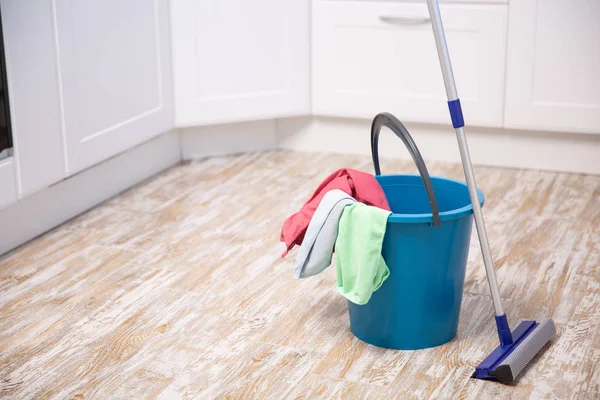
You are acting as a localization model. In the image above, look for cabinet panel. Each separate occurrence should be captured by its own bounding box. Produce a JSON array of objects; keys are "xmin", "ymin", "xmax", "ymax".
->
[
  {"xmin": 0, "ymin": 157, "xmax": 16, "ymax": 210},
  {"xmin": 504, "ymin": 0, "xmax": 600, "ymax": 134},
  {"xmin": 1, "ymin": 0, "xmax": 65, "ymax": 197},
  {"xmin": 55, "ymin": 0, "xmax": 173, "ymax": 175},
  {"xmin": 312, "ymin": 1, "xmax": 508, "ymax": 127},
  {"xmin": 171, "ymin": 0, "xmax": 310, "ymax": 127}
]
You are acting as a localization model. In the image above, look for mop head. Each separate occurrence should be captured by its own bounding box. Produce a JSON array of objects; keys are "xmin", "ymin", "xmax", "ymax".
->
[{"xmin": 472, "ymin": 318, "xmax": 556, "ymax": 384}]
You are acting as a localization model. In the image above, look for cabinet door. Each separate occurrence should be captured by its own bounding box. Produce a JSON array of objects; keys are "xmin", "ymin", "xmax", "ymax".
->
[
  {"xmin": 504, "ymin": 0, "xmax": 600, "ymax": 134},
  {"xmin": 312, "ymin": 1, "xmax": 508, "ymax": 127},
  {"xmin": 171, "ymin": 0, "xmax": 310, "ymax": 127},
  {"xmin": 55, "ymin": 0, "xmax": 173, "ymax": 175},
  {"xmin": 0, "ymin": 158, "xmax": 16, "ymax": 210},
  {"xmin": 1, "ymin": 0, "xmax": 65, "ymax": 197}
]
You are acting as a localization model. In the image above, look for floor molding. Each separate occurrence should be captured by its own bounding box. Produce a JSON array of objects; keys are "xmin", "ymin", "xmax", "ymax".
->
[
  {"xmin": 180, "ymin": 119, "xmax": 277, "ymax": 160},
  {"xmin": 0, "ymin": 131, "xmax": 180, "ymax": 256},
  {"xmin": 276, "ymin": 116, "xmax": 600, "ymax": 175}
]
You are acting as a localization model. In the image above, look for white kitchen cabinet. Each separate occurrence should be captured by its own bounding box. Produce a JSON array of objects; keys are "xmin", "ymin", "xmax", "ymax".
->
[
  {"xmin": 54, "ymin": 0, "xmax": 173, "ymax": 175},
  {"xmin": 170, "ymin": 0, "xmax": 310, "ymax": 127},
  {"xmin": 312, "ymin": 1, "xmax": 508, "ymax": 127},
  {"xmin": 0, "ymin": 157, "xmax": 16, "ymax": 210},
  {"xmin": 504, "ymin": 0, "xmax": 600, "ymax": 134},
  {"xmin": 1, "ymin": 0, "xmax": 65, "ymax": 197}
]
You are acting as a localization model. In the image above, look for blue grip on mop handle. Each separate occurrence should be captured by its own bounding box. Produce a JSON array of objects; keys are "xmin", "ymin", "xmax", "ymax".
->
[
  {"xmin": 447, "ymin": 99, "xmax": 464, "ymax": 128},
  {"xmin": 495, "ymin": 314, "xmax": 514, "ymax": 347}
]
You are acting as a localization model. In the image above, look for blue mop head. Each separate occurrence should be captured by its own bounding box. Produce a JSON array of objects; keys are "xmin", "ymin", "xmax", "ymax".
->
[{"xmin": 472, "ymin": 318, "xmax": 556, "ymax": 384}]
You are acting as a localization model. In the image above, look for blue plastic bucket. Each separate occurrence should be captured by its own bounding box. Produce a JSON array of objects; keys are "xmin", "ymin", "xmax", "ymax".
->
[{"xmin": 348, "ymin": 113, "xmax": 485, "ymax": 350}]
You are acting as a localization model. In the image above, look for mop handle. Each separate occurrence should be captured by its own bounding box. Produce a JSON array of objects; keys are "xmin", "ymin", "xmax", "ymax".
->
[{"xmin": 425, "ymin": 0, "xmax": 505, "ymax": 318}]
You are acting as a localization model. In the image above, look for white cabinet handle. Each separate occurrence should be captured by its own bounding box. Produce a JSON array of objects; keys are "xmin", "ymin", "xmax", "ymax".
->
[{"xmin": 379, "ymin": 15, "xmax": 431, "ymax": 25}]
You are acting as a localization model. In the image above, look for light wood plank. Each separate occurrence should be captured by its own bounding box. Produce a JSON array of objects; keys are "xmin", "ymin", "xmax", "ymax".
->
[{"xmin": 0, "ymin": 150, "xmax": 598, "ymax": 399}]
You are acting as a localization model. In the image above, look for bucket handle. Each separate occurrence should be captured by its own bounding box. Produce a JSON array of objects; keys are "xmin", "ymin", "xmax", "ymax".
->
[{"xmin": 371, "ymin": 112, "xmax": 441, "ymax": 227}]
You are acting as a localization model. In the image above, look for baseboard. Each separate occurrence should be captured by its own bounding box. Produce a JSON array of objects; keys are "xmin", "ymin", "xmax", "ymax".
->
[
  {"xmin": 0, "ymin": 131, "xmax": 181, "ymax": 256},
  {"xmin": 180, "ymin": 119, "xmax": 277, "ymax": 160},
  {"xmin": 276, "ymin": 116, "xmax": 600, "ymax": 175}
]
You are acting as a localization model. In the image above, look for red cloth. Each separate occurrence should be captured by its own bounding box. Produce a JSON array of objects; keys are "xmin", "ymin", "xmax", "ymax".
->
[{"xmin": 280, "ymin": 168, "xmax": 391, "ymax": 257}]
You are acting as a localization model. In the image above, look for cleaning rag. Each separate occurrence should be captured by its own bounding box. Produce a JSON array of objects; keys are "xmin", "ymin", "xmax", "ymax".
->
[
  {"xmin": 280, "ymin": 168, "xmax": 390, "ymax": 257},
  {"xmin": 294, "ymin": 189, "xmax": 356, "ymax": 279},
  {"xmin": 335, "ymin": 202, "xmax": 391, "ymax": 305}
]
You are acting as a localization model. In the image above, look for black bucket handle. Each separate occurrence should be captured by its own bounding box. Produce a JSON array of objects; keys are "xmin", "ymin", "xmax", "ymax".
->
[{"xmin": 371, "ymin": 112, "xmax": 441, "ymax": 227}]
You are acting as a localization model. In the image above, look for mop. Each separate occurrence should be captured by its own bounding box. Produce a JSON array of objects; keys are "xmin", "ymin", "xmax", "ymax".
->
[{"xmin": 425, "ymin": 0, "xmax": 556, "ymax": 384}]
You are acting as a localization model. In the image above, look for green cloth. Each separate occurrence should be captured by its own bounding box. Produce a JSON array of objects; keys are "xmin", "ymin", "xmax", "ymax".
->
[{"xmin": 335, "ymin": 202, "xmax": 391, "ymax": 305}]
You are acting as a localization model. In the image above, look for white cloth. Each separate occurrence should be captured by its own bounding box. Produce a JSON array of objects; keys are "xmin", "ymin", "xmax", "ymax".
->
[{"xmin": 294, "ymin": 189, "xmax": 356, "ymax": 279}]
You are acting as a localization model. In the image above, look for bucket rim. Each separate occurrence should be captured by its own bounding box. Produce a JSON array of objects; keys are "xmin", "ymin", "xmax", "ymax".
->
[{"xmin": 375, "ymin": 174, "xmax": 485, "ymax": 224}]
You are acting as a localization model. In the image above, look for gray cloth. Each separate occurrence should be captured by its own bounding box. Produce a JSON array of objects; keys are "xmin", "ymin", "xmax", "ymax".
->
[{"xmin": 294, "ymin": 189, "xmax": 356, "ymax": 279}]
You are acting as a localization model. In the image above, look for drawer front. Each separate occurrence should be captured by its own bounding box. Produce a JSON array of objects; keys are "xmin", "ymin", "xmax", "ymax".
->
[{"xmin": 312, "ymin": 1, "xmax": 508, "ymax": 127}]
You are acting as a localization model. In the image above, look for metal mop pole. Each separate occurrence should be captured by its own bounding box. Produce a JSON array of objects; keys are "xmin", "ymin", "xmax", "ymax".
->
[{"xmin": 425, "ymin": 0, "xmax": 512, "ymax": 346}]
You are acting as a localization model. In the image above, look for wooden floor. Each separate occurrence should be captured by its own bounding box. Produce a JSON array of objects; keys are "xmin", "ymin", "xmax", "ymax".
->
[{"xmin": 0, "ymin": 151, "xmax": 598, "ymax": 399}]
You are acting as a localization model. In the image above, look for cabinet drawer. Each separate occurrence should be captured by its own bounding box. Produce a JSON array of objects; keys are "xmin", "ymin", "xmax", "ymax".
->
[{"xmin": 312, "ymin": 1, "xmax": 508, "ymax": 127}]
